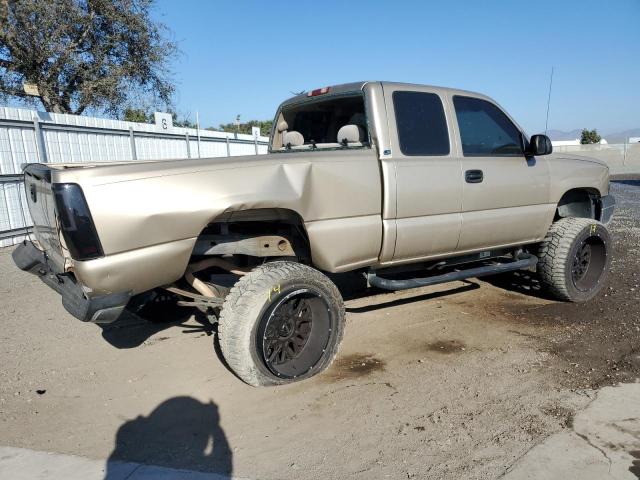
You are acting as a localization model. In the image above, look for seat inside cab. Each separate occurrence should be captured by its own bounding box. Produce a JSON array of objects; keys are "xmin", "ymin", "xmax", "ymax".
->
[{"xmin": 272, "ymin": 94, "xmax": 369, "ymax": 151}]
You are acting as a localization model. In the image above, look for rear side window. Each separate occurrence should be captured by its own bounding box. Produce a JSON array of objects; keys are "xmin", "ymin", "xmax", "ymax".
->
[
  {"xmin": 453, "ymin": 96, "xmax": 524, "ymax": 156},
  {"xmin": 393, "ymin": 91, "xmax": 450, "ymax": 156}
]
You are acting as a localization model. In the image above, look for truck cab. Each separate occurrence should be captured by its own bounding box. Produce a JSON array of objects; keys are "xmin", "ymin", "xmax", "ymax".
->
[{"xmin": 269, "ymin": 82, "xmax": 609, "ymax": 267}]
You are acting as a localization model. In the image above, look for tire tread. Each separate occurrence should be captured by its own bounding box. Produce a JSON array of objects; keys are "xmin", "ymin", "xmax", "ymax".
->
[
  {"xmin": 218, "ymin": 261, "xmax": 345, "ymax": 386},
  {"xmin": 537, "ymin": 217, "xmax": 607, "ymax": 302}
]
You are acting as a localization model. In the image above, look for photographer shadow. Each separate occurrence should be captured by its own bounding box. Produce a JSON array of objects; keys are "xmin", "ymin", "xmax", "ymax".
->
[{"xmin": 104, "ymin": 396, "xmax": 232, "ymax": 479}]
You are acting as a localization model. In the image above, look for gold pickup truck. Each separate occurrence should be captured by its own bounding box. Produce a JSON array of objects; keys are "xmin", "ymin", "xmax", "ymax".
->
[{"xmin": 13, "ymin": 81, "xmax": 615, "ymax": 386}]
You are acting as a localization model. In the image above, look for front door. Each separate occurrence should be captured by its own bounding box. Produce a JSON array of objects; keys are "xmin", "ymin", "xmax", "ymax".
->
[
  {"xmin": 382, "ymin": 85, "xmax": 463, "ymax": 262},
  {"xmin": 449, "ymin": 95, "xmax": 552, "ymax": 252}
]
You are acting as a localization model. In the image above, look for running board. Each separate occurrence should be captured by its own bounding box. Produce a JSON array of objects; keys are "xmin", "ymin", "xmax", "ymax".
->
[{"xmin": 366, "ymin": 253, "xmax": 538, "ymax": 291}]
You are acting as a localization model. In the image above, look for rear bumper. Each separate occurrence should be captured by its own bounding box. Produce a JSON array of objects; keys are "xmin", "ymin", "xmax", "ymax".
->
[{"xmin": 12, "ymin": 242, "xmax": 131, "ymax": 324}]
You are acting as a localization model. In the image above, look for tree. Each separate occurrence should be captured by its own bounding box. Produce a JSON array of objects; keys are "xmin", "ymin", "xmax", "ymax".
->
[
  {"xmin": 171, "ymin": 111, "xmax": 196, "ymax": 129},
  {"xmin": 580, "ymin": 128, "xmax": 602, "ymax": 145},
  {"xmin": 123, "ymin": 108, "xmax": 151, "ymax": 123},
  {"xmin": 0, "ymin": 0, "xmax": 176, "ymax": 116},
  {"xmin": 216, "ymin": 119, "xmax": 273, "ymax": 137}
]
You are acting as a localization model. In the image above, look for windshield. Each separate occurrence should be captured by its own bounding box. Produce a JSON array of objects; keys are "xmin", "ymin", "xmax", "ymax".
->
[{"xmin": 272, "ymin": 93, "xmax": 369, "ymax": 151}]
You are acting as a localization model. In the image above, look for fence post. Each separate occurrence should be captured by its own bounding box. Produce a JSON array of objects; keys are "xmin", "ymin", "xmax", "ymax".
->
[
  {"xmin": 32, "ymin": 117, "xmax": 48, "ymax": 163},
  {"xmin": 226, "ymin": 136, "xmax": 231, "ymax": 157},
  {"xmin": 196, "ymin": 124, "xmax": 201, "ymax": 158},
  {"xmin": 129, "ymin": 127, "xmax": 137, "ymax": 160},
  {"xmin": 185, "ymin": 132, "xmax": 191, "ymax": 158},
  {"xmin": 254, "ymin": 137, "xmax": 258, "ymax": 155}
]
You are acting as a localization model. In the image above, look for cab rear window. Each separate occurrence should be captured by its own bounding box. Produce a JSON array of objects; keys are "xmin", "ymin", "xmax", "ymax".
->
[{"xmin": 277, "ymin": 94, "xmax": 369, "ymax": 150}]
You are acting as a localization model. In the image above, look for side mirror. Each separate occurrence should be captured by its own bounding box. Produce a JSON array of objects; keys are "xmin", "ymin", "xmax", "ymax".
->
[{"xmin": 527, "ymin": 134, "xmax": 553, "ymax": 156}]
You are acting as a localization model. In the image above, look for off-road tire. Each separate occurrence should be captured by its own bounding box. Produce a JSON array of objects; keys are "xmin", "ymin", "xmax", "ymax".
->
[
  {"xmin": 537, "ymin": 217, "xmax": 611, "ymax": 302},
  {"xmin": 218, "ymin": 261, "xmax": 345, "ymax": 387}
]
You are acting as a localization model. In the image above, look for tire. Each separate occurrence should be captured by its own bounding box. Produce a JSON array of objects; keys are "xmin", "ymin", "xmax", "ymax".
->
[
  {"xmin": 218, "ymin": 261, "xmax": 345, "ymax": 387},
  {"xmin": 536, "ymin": 217, "xmax": 611, "ymax": 302}
]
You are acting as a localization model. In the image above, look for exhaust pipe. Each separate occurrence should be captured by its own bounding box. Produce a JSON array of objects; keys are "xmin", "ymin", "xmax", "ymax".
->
[{"xmin": 185, "ymin": 257, "xmax": 249, "ymax": 298}]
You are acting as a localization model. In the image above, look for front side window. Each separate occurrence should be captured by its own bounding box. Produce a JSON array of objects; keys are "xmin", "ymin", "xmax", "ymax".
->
[
  {"xmin": 393, "ymin": 91, "xmax": 450, "ymax": 156},
  {"xmin": 453, "ymin": 96, "xmax": 524, "ymax": 156}
]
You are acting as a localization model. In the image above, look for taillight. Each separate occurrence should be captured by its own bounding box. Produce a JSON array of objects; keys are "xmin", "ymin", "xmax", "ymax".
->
[
  {"xmin": 307, "ymin": 87, "xmax": 330, "ymax": 97},
  {"xmin": 52, "ymin": 183, "xmax": 104, "ymax": 261}
]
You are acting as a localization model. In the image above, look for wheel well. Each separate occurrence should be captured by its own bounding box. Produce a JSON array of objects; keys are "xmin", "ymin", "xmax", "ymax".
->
[
  {"xmin": 556, "ymin": 188, "xmax": 602, "ymax": 221},
  {"xmin": 194, "ymin": 208, "xmax": 312, "ymax": 264}
]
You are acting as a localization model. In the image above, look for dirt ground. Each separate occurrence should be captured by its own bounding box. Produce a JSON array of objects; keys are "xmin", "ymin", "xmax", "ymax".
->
[
  {"xmin": 0, "ymin": 180, "xmax": 638, "ymax": 480},
  {"xmin": 493, "ymin": 179, "xmax": 640, "ymax": 389}
]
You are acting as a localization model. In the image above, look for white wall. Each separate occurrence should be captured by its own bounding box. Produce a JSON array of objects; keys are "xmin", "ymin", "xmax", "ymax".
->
[{"xmin": 0, "ymin": 106, "xmax": 270, "ymax": 246}]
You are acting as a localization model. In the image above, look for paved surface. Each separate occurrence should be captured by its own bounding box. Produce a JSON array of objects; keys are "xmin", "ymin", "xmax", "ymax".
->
[
  {"xmin": 1, "ymin": 180, "xmax": 639, "ymax": 479},
  {"xmin": 503, "ymin": 383, "xmax": 640, "ymax": 480},
  {"xmin": 0, "ymin": 446, "xmax": 239, "ymax": 479}
]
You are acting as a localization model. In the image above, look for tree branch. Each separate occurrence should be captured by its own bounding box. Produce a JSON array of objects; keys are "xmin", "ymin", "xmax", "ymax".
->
[{"xmin": 46, "ymin": 9, "xmax": 95, "ymax": 84}]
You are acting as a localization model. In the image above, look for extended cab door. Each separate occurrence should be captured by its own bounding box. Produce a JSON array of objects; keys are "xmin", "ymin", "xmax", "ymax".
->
[
  {"xmin": 381, "ymin": 85, "xmax": 463, "ymax": 263},
  {"xmin": 449, "ymin": 94, "xmax": 552, "ymax": 252}
]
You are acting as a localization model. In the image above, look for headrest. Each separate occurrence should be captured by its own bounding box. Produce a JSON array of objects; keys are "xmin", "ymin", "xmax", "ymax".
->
[
  {"xmin": 337, "ymin": 124, "xmax": 364, "ymax": 144},
  {"xmin": 349, "ymin": 113, "xmax": 366, "ymax": 127},
  {"xmin": 277, "ymin": 120, "xmax": 288, "ymax": 132},
  {"xmin": 283, "ymin": 131, "xmax": 304, "ymax": 147}
]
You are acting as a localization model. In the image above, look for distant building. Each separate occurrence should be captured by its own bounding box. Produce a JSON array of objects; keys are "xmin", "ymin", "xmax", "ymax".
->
[
  {"xmin": 551, "ymin": 139, "xmax": 580, "ymax": 146},
  {"xmin": 551, "ymin": 138, "xmax": 608, "ymax": 147}
]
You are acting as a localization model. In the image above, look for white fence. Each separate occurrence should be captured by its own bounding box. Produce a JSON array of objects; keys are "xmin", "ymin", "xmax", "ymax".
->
[
  {"xmin": 0, "ymin": 106, "xmax": 270, "ymax": 246},
  {"xmin": 553, "ymin": 143, "xmax": 640, "ymax": 176}
]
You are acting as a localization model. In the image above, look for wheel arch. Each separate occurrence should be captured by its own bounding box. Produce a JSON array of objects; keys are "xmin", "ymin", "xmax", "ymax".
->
[
  {"xmin": 194, "ymin": 207, "xmax": 312, "ymax": 263},
  {"xmin": 555, "ymin": 187, "xmax": 604, "ymax": 222}
]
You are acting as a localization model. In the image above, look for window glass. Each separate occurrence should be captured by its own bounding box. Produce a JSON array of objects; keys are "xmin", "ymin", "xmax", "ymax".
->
[
  {"xmin": 281, "ymin": 94, "xmax": 368, "ymax": 148},
  {"xmin": 453, "ymin": 96, "xmax": 524, "ymax": 156},
  {"xmin": 393, "ymin": 91, "xmax": 450, "ymax": 156}
]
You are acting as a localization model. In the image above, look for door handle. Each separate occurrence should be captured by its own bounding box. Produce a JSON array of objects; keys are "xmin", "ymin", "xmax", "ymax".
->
[{"xmin": 465, "ymin": 169, "xmax": 484, "ymax": 183}]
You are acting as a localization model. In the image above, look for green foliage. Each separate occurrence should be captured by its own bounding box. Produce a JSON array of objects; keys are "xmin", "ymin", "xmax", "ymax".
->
[
  {"xmin": 0, "ymin": 0, "xmax": 176, "ymax": 116},
  {"xmin": 123, "ymin": 108, "xmax": 151, "ymax": 123},
  {"xmin": 171, "ymin": 111, "xmax": 197, "ymax": 129},
  {"xmin": 580, "ymin": 129, "xmax": 602, "ymax": 144},
  {"xmin": 216, "ymin": 119, "xmax": 273, "ymax": 137}
]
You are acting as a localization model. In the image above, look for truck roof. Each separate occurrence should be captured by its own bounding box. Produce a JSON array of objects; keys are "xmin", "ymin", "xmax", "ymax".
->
[{"xmin": 279, "ymin": 81, "xmax": 488, "ymax": 107}]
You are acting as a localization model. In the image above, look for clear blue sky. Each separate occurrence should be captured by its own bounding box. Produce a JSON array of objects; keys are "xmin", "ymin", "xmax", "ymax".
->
[{"xmin": 157, "ymin": 0, "xmax": 638, "ymax": 135}]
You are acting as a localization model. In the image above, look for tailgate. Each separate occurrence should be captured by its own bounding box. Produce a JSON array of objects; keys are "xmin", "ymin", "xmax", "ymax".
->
[{"xmin": 23, "ymin": 164, "xmax": 66, "ymax": 272}]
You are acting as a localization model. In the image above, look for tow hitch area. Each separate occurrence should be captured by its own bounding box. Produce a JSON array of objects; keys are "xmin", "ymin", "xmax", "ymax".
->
[{"xmin": 12, "ymin": 241, "xmax": 130, "ymax": 323}]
